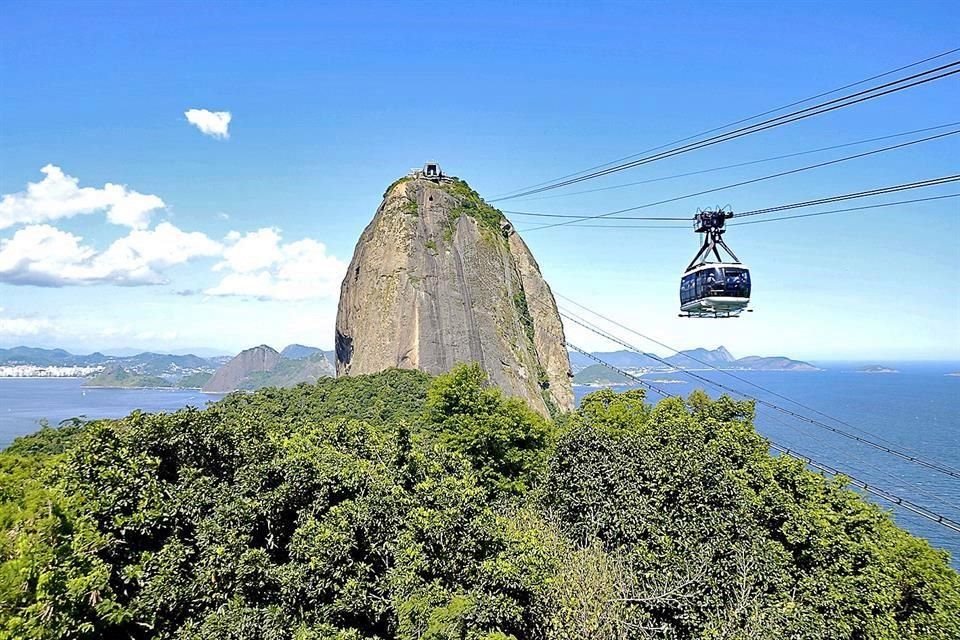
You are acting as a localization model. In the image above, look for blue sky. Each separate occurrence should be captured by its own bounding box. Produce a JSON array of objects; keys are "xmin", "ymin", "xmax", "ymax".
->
[{"xmin": 1, "ymin": 0, "xmax": 957, "ymax": 359}]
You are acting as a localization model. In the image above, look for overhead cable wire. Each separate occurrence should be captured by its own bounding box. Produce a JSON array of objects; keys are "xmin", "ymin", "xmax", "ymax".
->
[
  {"xmin": 554, "ymin": 292, "xmax": 960, "ymax": 477},
  {"xmin": 489, "ymin": 48, "xmax": 960, "ymax": 200},
  {"xmin": 563, "ymin": 337, "xmax": 960, "ymax": 535},
  {"xmin": 732, "ymin": 174, "xmax": 960, "ymax": 218},
  {"xmin": 561, "ymin": 307, "xmax": 960, "ymax": 530},
  {"xmin": 506, "ymin": 175, "xmax": 960, "ymax": 229},
  {"xmin": 768, "ymin": 443, "xmax": 960, "ymax": 534},
  {"xmin": 728, "ymin": 193, "xmax": 960, "ymax": 226},
  {"xmin": 534, "ymin": 194, "xmax": 960, "ymax": 229},
  {"xmin": 556, "ymin": 307, "xmax": 960, "ymax": 481},
  {"xmin": 750, "ymin": 403, "xmax": 960, "ymax": 514},
  {"xmin": 507, "ymin": 121, "xmax": 960, "ymax": 203},
  {"xmin": 516, "ymin": 293, "xmax": 960, "ymax": 521},
  {"xmin": 512, "ymin": 129, "xmax": 960, "ymax": 231},
  {"xmin": 492, "ymin": 59, "xmax": 960, "ymax": 202}
]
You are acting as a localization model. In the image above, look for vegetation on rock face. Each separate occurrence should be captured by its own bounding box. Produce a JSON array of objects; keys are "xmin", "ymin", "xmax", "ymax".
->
[
  {"xmin": 2, "ymin": 367, "xmax": 958, "ymax": 639},
  {"xmin": 384, "ymin": 176, "xmax": 412, "ymax": 198},
  {"xmin": 439, "ymin": 178, "xmax": 506, "ymax": 239},
  {"xmin": 513, "ymin": 291, "xmax": 535, "ymax": 346}
]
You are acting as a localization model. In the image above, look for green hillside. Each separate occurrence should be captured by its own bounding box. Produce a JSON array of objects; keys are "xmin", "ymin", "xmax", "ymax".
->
[
  {"xmin": 177, "ymin": 371, "xmax": 213, "ymax": 388},
  {"xmin": 1, "ymin": 366, "xmax": 957, "ymax": 639},
  {"xmin": 573, "ymin": 363, "xmax": 634, "ymax": 384},
  {"xmin": 82, "ymin": 368, "xmax": 173, "ymax": 388}
]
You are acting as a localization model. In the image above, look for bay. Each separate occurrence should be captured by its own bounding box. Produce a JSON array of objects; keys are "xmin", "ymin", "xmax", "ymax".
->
[{"xmin": 0, "ymin": 378, "xmax": 224, "ymax": 448}]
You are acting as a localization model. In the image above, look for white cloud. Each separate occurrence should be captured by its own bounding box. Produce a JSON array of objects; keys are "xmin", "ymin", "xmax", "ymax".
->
[
  {"xmin": 0, "ymin": 223, "xmax": 222, "ymax": 287},
  {"xmin": 0, "ymin": 311, "xmax": 55, "ymax": 337},
  {"xmin": 206, "ymin": 228, "xmax": 346, "ymax": 301},
  {"xmin": 185, "ymin": 108, "xmax": 231, "ymax": 139},
  {"xmin": 0, "ymin": 308, "xmax": 181, "ymax": 345},
  {"xmin": 215, "ymin": 227, "xmax": 283, "ymax": 273},
  {"xmin": 0, "ymin": 225, "xmax": 96, "ymax": 285},
  {"xmin": 0, "ymin": 165, "xmax": 166, "ymax": 230}
]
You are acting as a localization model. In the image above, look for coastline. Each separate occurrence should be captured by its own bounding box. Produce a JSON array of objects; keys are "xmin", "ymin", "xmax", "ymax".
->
[{"xmin": 81, "ymin": 384, "xmax": 205, "ymax": 391}]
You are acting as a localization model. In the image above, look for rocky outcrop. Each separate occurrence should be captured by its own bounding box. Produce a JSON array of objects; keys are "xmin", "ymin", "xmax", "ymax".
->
[
  {"xmin": 202, "ymin": 345, "xmax": 281, "ymax": 392},
  {"xmin": 335, "ymin": 174, "xmax": 573, "ymax": 417}
]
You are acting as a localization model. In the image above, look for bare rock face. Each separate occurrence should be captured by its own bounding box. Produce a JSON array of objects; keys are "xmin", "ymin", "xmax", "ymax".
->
[
  {"xmin": 202, "ymin": 345, "xmax": 281, "ymax": 393},
  {"xmin": 335, "ymin": 175, "xmax": 573, "ymax": 417}
]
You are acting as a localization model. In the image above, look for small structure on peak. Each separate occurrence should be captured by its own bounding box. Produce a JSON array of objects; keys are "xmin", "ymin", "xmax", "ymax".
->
[{"xmin": 409, "ymin": 161, "xmax": 451, "ymax": 183}]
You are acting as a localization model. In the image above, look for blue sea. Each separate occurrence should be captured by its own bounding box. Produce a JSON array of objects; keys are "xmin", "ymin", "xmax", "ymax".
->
[
  {"xmin": 0, "ymin": 379, "xmax": 224, "ymax": 448},
  {"xmin": 1, "ymin": 365, "xmax": 958, "ymax": 565}
]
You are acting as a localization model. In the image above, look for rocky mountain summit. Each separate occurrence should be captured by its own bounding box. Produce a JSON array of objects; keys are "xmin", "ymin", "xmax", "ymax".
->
[
  {"xmin": 203, "ymin": 345, "xmax": 282, "ymax": 392},
  {"xmin": 335, "ymin": 171, "xmax": 573, "ymax": 417},
  {"xmin": 202, "ymin": 344, "xmax": 336, "ymax": 392}
]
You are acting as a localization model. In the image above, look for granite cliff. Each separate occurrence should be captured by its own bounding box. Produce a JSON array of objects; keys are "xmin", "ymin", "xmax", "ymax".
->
[
  {"xmin": 202, "ymin": 345, "xmax": 282, "ymax": 392},
  {"xmin": 335, "ymin": 172, "xmax": 573, "ymax": 417}
]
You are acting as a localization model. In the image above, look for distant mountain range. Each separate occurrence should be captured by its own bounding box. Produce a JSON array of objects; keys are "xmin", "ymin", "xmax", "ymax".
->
[
  {"xmin": 0, "ymin": 346, "xmax": 222, "ymax": 370},
  {"xmin": 0, "ymin": 344, "xmax": 336, "ymax": 391},
  {"xmin": 570, "ymin": 346, "xmax": 818, "ymax": 383},
  {"xmin": 1, "ymin": 344, "xmax": 814, "ymax": 390}
]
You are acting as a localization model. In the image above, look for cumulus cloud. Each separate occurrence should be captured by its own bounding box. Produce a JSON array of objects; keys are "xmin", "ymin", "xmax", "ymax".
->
[
  {"xmin": 0, "ymin": 165, "xmax": 166, "ymax": 230},
  {"xmin": 185, "ymin": 109, "xmax": 231, "ymax": 139},
  {"xmin": 0, "ymin": 310, "xmax": 55, "ymax": 337},
  {"xmin": 0, "ymin": 223, "xmax": 222, "ymax": 287},
  {"xmin": 206, "ymin": 228, "xmax": 346, "ymax": 301}
]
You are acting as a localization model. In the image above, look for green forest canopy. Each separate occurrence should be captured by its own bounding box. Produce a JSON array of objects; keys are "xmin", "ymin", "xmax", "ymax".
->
[{"xmin": 1, "ymin": 365, "xmax": 957, "ymax": 639}]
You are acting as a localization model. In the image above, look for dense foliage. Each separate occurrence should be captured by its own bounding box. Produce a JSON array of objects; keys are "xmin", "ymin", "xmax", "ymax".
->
[{"xmin": 1, "ymin": 366, "xmax": 957, "ymax": 639}]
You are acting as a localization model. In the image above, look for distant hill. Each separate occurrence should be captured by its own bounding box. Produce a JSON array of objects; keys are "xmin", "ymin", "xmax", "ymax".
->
[
  {"xmin": 858, "ymin": 364, "xmax": 899, "ymax": 374},
  {"xmin": 239, "ymin": 353, "xmax": 336, "ymax": 389},
  {"xmin": 569, "ymin": 350, "xmax": 663, "ymax": 372},
  {"xmin": 203, "ymin": 345, "xmax": 282, "ymax": 392},
  {"xmin": 0, "ymin": 346, "xmax": 217, "ymax": 373},
  {"xmin": 573, "ymin": 364, "xmax": 633, "ymax": 385},
  {"xmin": 203, "ymin": 346, "xmax": 335, "ymax": 393},
  {"xmin": 280, "ymin": 344, "xmax": 322, "ymax": 360},
  {"xmin": 84, "ymin": 368, "xmax": 174, "ymax": 389},
  {"xmin": 731, "ymin": 356, "xmax": 819, "ymax": 371},
  {"xmin": 178, "ymin": 371, "xmax": 214, "ymax": 388},
  {"xmin": 568, "ymin": 346, "xmax": 818, "ymax": 375},
  {"xmin": 0, "ymin": 345, "xmax": 338, "ymax": 389},
  {"xmin": 0, "ymin": 346, "xmax": 110, "ymax": 367},
  {"xmin": 665, "ymin": 346, "xmax": 735, "ymax": 369}
]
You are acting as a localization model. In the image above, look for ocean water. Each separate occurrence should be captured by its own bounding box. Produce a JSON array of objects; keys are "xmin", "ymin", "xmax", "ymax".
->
[
  {"xmin": 0, "ymin": 378, "xmax": 224, "ymax": 448},
  {"xmin": 1, "ymin": 367, "xmax": 957, "ymax": 565},
  {"xmin": 576, "ymin": 361, "xmax": 960, "ymax": 566}
]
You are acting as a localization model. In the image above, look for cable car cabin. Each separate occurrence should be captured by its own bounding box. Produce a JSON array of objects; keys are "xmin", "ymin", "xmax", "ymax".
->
[{"xmin": 679, "ymin": 263, "xmax": 751, "ymax": 318}]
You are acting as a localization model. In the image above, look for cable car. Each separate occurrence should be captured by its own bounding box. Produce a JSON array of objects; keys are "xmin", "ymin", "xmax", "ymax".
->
[{"xmin": 679, "ymin": 209, "xmax": 751, "ymax": 318}]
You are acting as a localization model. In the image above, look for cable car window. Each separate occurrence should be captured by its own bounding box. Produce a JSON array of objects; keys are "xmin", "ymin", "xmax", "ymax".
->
[
  {"xmin": 680, "ymin": 273, "xmax": 697, "ymax": 304},
  {"xmin": 720, "ymin": 267, "xmax": 751, "ymax": 297},
  {"xmin": 700, "ymin": 268, "xmax": 721, "ymax": 296}
]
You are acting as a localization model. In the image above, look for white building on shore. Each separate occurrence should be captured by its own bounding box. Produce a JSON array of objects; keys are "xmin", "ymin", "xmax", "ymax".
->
[{"xmin": 0, "ymin": 365, "xmax": 103, "ymax": 378}]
